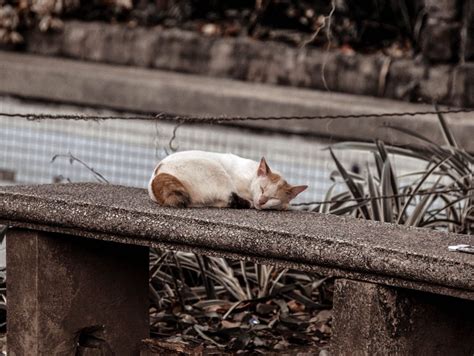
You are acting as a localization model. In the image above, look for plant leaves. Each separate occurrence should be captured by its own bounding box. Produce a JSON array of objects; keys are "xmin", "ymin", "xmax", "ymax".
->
[
  {"xmin": 329, "ymin": 147, "xmax": 370, "ymax": 219},
  {"xmin": 366, "ymin": 165, "xmax": 381, "ymax": 221},
  {"xmin": 435, "ymin": 104, "xmax": 458, "ymax": 149}
]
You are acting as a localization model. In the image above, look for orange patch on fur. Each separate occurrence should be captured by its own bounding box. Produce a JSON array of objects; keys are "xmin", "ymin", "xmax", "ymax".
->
[
  {"xmin": 280, "ymin": 183, "xmax": 293, "ymax": 199},
  {"xmin": 151, "ymin": 173, "xmax": 191, "ymax": 208},
  {"xmin": 268, "ymin": 172, "xmax": 281, "ymax": 183}
]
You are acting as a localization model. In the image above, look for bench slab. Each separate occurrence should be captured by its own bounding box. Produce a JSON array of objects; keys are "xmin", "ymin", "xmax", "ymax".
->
[{"xmin": 0, "ymin": 183, "xmax": 473, "ymax": 300}]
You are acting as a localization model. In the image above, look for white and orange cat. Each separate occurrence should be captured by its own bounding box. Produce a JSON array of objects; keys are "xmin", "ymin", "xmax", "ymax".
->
[{"xmin": 148, "ymin": 150, "xmax": 307, "ymax": 210}]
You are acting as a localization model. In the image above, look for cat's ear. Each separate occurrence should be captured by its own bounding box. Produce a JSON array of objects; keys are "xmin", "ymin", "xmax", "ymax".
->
[
  {"xmin": 289, "ymin": 185, "xmax": 308, "ymax": 199},
  {"xmin": 257, "ymin": 157, "xmax": 271, "ymax": 177}
]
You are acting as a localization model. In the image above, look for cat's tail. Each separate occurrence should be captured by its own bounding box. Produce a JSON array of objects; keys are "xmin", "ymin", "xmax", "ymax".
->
[{"xmin": 148, "ymin": 173, "xmax": 191, "ymax": 208}]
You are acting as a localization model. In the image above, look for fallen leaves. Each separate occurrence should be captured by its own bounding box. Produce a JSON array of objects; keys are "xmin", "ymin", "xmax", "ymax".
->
[{"xmin": 148, "ymin": 251, "xmax": 333, "ymax": 354}]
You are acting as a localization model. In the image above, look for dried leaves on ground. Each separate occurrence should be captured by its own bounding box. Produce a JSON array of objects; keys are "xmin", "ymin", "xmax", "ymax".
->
[{"xmin": 148, "ymin": 251, "xmax": 333, "ymax": 354}]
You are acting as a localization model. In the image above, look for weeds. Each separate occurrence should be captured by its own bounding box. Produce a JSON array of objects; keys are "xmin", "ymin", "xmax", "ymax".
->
[{"xmin": 319, "ymin": 111, "xmax": 473, "ymax": 234}]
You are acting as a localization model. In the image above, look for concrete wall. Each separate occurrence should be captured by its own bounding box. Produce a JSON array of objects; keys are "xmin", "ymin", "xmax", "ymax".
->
[
  {"xmin": 2, "ymin": 1, "xmax": 474, "ymax": 107},
  {"xmin": 16, "ymin": 20, "xmax": 474, "ymax": 108}
]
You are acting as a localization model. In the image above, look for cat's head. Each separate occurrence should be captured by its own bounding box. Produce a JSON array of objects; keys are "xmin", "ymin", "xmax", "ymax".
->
[{"xmin": 252, "ymin": 157, "xmax": 308, "ymax": 210}]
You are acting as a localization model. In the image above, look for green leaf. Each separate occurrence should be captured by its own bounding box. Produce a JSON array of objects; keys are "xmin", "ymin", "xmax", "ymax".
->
[
  {"xmin": 397, "ymin": 156, "xmax": 451, "ymax": 224},
  {"xmin": 420, "ymin": 219, "xmax": 462, "ymax": 229},
  {"xmin": 381, "ymin": 160, "xmax": 394, "ymax": 223},
  {"xmin": 383, "ymin": 124, "xmax": 437, "ymax": 145},
  {"xmin": 373, "ymin": 152, "xmax": 383, "ymax": 180},
  {"xmin": 435, "ymin": 104, "xmax": 458, "ymax": 148},
  {"xmin": 329, "ymin": 148, "xmax": 370, "ymax": 219},
  {"xmin": 319, "ymin": 183, "xmax": 337, "ymax": 214},
  {"xmin": 405, "ymin": 177, "xmax": 442, "ymax": 227},
  {"xmin": 330, "ymin": 201, "xmax": 369, "ymax": 215},
  {"xmin": 366, "ymin": 165, "xmax": 381, "ymax": 221},
  {"xmin": 377, "ymin": 140, "xmax": 400, "ymax": 215},
  {"xmin": 0, "ymin": 225, "xmax": 7, "ymax": 245}
]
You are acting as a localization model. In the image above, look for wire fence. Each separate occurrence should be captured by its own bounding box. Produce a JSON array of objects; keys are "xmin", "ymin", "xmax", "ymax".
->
[
  {"xmin": 3, "ymin": 107, "xmax": 474, "ymax": 123},
  {"xmin": 0, "ymin": 97, "xmax": 471, "ymax": 205},
  {"xmin": 0, "ymin": 103, "xmax": 367, "ymax": 202}
]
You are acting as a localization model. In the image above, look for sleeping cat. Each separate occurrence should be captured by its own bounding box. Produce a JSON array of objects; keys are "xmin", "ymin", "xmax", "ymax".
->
[{"xmin": 148, "ymin": 150, "xmax": 307, "ymax": 210}]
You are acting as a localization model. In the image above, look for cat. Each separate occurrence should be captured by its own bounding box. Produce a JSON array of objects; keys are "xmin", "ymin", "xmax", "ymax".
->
[{"xmin": 148, "ymin": 150, "xmax": 308, "ymax": 210}]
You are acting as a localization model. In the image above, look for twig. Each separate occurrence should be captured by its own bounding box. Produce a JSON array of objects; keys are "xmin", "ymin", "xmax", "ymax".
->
[
  {"xmin": 51, "ymin": 152, "xmax": 109, "ymax": 184},
  {"xmin": 321, "ymin": 0, "xmax": 336, "ymax": 91},
  {"xmin": 193, "ymin": 325, "xmax": 226, "ymax": 348}
]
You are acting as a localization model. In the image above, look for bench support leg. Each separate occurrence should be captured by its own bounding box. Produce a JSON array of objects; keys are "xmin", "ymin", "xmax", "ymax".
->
[
  {"xmin": 7, "ymin": 229, "xmax": 149, "ymax": 355},
  {"xmin": 332, "ymin": 279, "xmax": 474, "ymax": 355}
]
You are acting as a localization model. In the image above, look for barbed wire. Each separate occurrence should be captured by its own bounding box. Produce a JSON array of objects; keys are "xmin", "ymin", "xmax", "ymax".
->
[
  {"xmin": 292, "ymin": 187, "xmax": 474, "ymax": 207},
  {"xmin": 1, "ymin": 107, "xmax": 474, "ymax": 123}
]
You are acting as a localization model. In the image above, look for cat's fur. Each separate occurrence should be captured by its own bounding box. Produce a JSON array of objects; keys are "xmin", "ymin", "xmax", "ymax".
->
[{"xmin": 148, "ymin": 150, "xmax": 307, "ymax": 210}]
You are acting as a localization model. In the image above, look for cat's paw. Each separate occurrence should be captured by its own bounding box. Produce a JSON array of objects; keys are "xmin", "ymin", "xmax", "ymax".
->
[{"xmin": 229, "ymin": 193, "xmax": 252, "ymax": 209}]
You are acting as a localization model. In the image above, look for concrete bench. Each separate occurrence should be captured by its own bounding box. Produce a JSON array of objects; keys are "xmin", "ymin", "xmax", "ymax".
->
[{"xmin": 0, "ymin": 183, "xmax": 472, "ymax": 355}]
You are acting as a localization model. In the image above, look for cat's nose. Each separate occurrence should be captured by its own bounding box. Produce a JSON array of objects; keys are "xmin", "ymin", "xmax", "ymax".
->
[{"xmin": 258, "ymin": 196, "xmax": 268, "ymax": 205}]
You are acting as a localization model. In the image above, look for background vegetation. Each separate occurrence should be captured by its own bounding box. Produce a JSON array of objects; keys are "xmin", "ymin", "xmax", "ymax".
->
[
  {"xmin": 2, "ymin": 0, "xmax": 421, "ymax": 57},
  {"xmin": 318, "ymin": 111, "xmax": 473, "ymax": 235}
]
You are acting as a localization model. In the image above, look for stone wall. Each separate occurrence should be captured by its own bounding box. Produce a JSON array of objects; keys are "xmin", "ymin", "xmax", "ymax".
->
[
  {"xmin": 464, "ymin": 0, "xmax": 474, "ymax": 61},
  {"xmin": 21, "ymin": 20, "xmax": 474, "ymax": 108},
  {"xmin": 421, "ymin": 0, "xmax": 472, "ymax": 63},
  {"xmin": 421, "ymin": 0, "xmax": 461, "ymax": 62},
  {"xmin": 1, "ymin": 1, "xmax": 474, "ymax": 107}
]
